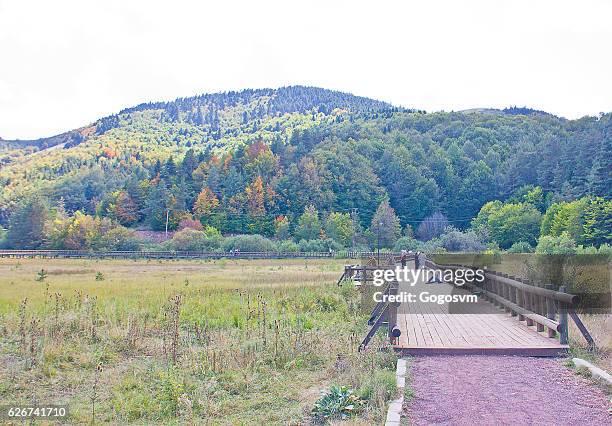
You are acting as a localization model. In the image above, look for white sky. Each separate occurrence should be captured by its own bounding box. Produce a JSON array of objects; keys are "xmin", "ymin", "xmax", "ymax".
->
[{"xmin": 1, "ymin": 0, "xmax": 611, "ymax": 140}]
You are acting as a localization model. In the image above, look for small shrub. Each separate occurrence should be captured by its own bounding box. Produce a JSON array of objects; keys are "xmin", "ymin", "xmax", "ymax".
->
[
  {"xmin": 393, "ymin": 236, "xmax": 422, "ymax": 252},
  {"xmin": 507, "ymin": 241, "xmax": 533, "ymax": 253},
  {"xmin": 437, "ymin": 226, "xmax": 486, "ymax": 252},
  {"xmin": 35, "ymin": 269, "xmax": 47, "ymax": 282},
  {"xmin": 222, "ymin": 234, "xmax": 276, "ymax": 252},
  {"xmin": 276, "ymin": 239, "xmax": 299, "ymax": 252},
  {"xmin": 535, "ymin": 232, "xmax": 577, "ymax": 254},
  {"xmin": 95, "ymin": 272, "xmax": 105, "ymax": 281},
  {"xmin": 298, "ymin": 238, "xmax": 342, "ymax": 252},
  {"xmin": 168, "ymin": 228, "xmax": 221, "ymax": 251}
]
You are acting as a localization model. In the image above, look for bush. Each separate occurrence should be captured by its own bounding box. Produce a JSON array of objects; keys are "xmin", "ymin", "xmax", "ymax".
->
[
  {"xmin": 222, "ymin": 234, "xmax": 276, "ymax": 252},
  {"xmin": 100, "ymin": 227, "xmax": 141, "ymax": 251},
  {"xmin": 276, "ymin": 239, "xmax": 299, "ymax": 252},
  {"xmin": 178, "ymin": 218, "xmax": 203, "ymax": 231},
  {"xmin": 535, "ymin": 232, "xmax": 577, "ymax": 254},
  {"xmin": 507, "ymin": 241, "xmax": 533, "ymax": 253},
  {"xmin": 393, "ymin": 236, "xmax": 422, "ymax": 252},
  {"xmin": 576, "ymin": 243, "xmax": 612, "ymax": 255},
  {"xmin": 420, "ymin": 238, "xmax": 446, "ymax": 253},
  {"xmin": 168, "ymin": 228, "xmax": 221, "ymax": 251},
  {"xmin": 437, "ymin": 227, "xmax": 486, "ymax": 252},
  {"xmin": 298, "ymin": 238, "xmax": 342, "ymax": 252}
]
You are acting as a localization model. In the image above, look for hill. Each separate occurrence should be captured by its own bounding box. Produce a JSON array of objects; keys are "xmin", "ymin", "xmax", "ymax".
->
[{"xmin": 0, "ymin": 86, "xmax": 610, "ymax": 246}]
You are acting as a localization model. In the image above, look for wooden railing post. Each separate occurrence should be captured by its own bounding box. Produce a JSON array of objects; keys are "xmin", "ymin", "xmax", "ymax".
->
[
  {"xmin": 516, "ymin": 285, "xmax": 525, "ymax": 321},
  {"xmin": 558, "ymin": 285, "xmax": 569, "ymax": 345},
  {"xmin": 535, "ymin": 294, "xmax": 545, "ymax": 332},
  {"xmin": 508, "ymin": 276, "xmax": 517, "ymax": 316},
  {"xmin": 502, "ymin": 274, "xmax": 511, "ymax": 313},
  {"xmin": 387, "ymin": 282, "xmax": 399, "ymax": 343},
  {"xmin": 544, "ymin": 284, "xmax": 557, "ymax": 338}
]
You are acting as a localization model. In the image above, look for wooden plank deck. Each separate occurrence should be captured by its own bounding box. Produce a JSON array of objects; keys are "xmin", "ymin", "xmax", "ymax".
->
[{"xmin": 394, "ymin": 262, "xmax": 569, "ymax": 356}]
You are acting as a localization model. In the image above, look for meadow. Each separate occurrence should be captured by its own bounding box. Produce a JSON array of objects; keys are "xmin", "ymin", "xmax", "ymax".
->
[{"xmin": 0, "ymin": 258, "xmax": 398, "ymax": 425}]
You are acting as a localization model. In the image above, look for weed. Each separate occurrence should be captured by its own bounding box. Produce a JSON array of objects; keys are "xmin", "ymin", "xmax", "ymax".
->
[
  {"xmin": 35, "ymin": 269, "xmax": 47, "ymax": 282},
  {"xmin": 312, "ymin": 385, "xmax": 364, "ymax": 420}
]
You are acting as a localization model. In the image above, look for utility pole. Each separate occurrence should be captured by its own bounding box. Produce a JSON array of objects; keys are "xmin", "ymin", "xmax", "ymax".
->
[
  {"xmin": 165, "ymin": 209, "xmax": 170, "ymax": 238},
  {"xmin": 351, "ymin": 208, "xmax": 358, "ymax": 255},
  {"xmin": 377, "ymin": 221, "xmax": 382, "ymax": 267}
]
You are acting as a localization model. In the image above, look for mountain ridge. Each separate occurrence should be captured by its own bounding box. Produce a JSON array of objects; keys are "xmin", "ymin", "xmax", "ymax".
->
[
  {"xmin": 2, "ymin": 86, "xmax": 569, "ymax": 145},
  {"xmin": 1, "ymin": 85, "xmax": 609, "ymax": 233}
]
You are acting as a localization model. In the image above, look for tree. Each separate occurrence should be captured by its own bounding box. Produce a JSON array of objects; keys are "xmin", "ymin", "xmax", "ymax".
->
[
  {"xmin": 436, "ymin": 226, "xmax": 485, "ymax": 252},
  {"xmin": 370, "ymin": 200, "xmax": 401, "ymax": 248},
  {"xmin": 550, "ymin": 198, "xmax": 588, "ymax": 240},
  {"xmin": 487, "ymin": 203, "xmax": 542, "ymax": 249},
  {"xmin": 324, "ymin": 212, "xmax": 355, "ymax": 247},
  {"xmin": 582, "ymin": 197, "xmax": 612, "ymax": 246},
  {"xmin": 416, "ymin": 212, "xmax": 449, "ymax": 241},
  {"xmin": 114, "ymin": 191, "xmax": 138, "ymax": 226},
  {"xmin": 6, "ymin": 197, "xmax": 48, "ymax": 249},
  {"xmin": 193, "ymin": 187, "xmax": 219, "ymax": 217},
  {"xmin": 274, "ymin": 215, "xmax": 291, "ymax": 240},
  {"xmin": 535, "ymin": 233, "xmax": 577, "ymax": 254},
  {"xmin": 295, "ymin": 205, "xmax": 321, "ymax": 241},
  {"xmin": 245, "ymin": 176, "xmax": 265, "ymax": 216}
]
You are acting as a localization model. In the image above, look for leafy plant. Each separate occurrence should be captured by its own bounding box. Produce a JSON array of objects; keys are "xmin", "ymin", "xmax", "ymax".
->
[
  {"xmin": 312, "ymin": 385, "xmax": 364, "ymax": 420},
  {"xmin": 35, "ymin": 269, "xmax": 47, "ymax": 282}
]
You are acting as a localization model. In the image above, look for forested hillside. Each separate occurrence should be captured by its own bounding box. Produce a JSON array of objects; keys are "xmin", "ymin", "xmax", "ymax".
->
[{"xmin": 1, "ymin": 86, "xmax": 610, "ymax": 251}]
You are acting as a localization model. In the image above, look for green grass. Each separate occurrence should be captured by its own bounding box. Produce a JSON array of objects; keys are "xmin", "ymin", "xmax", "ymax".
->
[{"xmin": 0, "ymin": 258, "xmax": 398, "ymax": 424}]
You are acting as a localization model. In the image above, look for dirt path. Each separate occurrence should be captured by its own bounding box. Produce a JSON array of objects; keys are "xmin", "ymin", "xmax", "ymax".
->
[{"xmin": 405, "ymin": 356, "xmax": 610, "ymax": 425}]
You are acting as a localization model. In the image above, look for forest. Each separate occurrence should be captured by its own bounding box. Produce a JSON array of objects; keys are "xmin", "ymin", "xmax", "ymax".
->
[{"xmin": 0, "ymin": 86, "xmax": 610, "ymax": 253}]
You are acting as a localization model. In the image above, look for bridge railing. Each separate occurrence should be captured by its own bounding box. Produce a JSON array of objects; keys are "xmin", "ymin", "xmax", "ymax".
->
[
  {"xmin": 427, "ymin": 261, "xmax": 592, "ymax": 347},
  {"xmin": 343, "ymin": 255, "xmax": 415, "ymax": 350}
]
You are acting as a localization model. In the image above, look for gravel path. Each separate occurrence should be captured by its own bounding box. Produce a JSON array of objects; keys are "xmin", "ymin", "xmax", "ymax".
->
[{"xmin": 405, "ymin": 356, "xmax": 610, "ymax": 425}]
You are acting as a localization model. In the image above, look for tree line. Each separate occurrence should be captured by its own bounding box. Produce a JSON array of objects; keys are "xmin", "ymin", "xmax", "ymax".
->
[{"xmin": 0, "ymin": 87, "xmax": 609, "ymax": 253}]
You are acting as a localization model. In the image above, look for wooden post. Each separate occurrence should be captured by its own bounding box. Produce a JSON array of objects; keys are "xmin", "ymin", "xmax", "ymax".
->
[
  {"xmin": 502, "ymin": 275, "xmax": 511, "ymax": 313},
  {"xmin": 535, "ymin": 294, "xmax": 545, "ymax": 332},
  {"xmin": 508, "ymin": 276, "xmax": 517, "ymax": 316},
  {"xmin": 544, "ymin": 284, "xmax": 557, "ymax": 338},
  {"xmin": 559, "ymin": 286, "xmax": 569, "ymax": 345},
  {"xmin": 568, "ymin": 310, "xmax": 595, "ymax": 349},
  {"xmin": 387, "ymin": 282, "xmax": 399, "ymax": 343},
  {"xmin": 516, "ymin": 287, "xmax": 525, "ymax": 321},
  {"xmin": 524, "ymin": 290, "xmax": 534, "ymax": 326}
]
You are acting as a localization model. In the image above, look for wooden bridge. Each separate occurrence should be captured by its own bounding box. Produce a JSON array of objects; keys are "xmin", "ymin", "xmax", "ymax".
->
[{"xmin": 342, "ymin": 255, "xmax": 594, "ymax": 357}]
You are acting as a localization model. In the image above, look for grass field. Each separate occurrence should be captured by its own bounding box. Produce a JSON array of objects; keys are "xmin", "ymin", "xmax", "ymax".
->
[{"xmin": 0, "ymin": 258, "xmax": 398, "ymax": 425}]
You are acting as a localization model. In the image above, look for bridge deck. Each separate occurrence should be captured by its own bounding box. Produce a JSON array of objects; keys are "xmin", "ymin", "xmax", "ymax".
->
[{"xmin": 394, "ymin": 262, "xmax": 568, "ymax": 356}]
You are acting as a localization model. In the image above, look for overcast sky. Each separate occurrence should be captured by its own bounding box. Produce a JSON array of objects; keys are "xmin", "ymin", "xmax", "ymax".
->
[{"xmin": 1, "ymin": 0, "xmax": 611, "ymax": 139}]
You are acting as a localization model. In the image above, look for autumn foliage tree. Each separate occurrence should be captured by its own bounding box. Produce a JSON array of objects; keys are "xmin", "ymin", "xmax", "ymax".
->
[
  {"xmin": 193, "ymin": 187, "xmax": 219, "ymax": 217},
  {"xmin": 245, "ymin": 176, "xmax": 265, "ymax": 216}
]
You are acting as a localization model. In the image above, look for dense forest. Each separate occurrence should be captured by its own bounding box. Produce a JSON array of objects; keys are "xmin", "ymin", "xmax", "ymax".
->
[{"xmin": 1, "ymin": 86, "xmax": 610, "ymax": 252}]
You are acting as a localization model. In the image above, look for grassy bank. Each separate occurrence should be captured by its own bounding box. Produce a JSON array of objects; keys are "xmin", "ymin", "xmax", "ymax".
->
[{"xmin": 0, "ymin": 258, "xmax": 398, "ymax": 424}]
